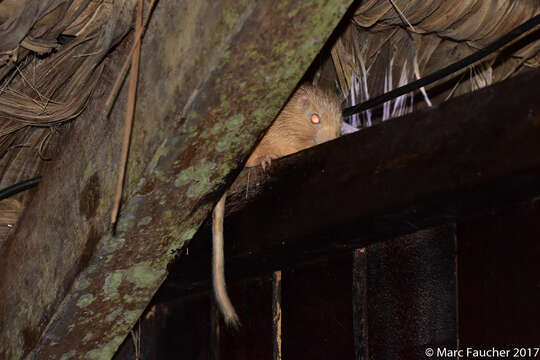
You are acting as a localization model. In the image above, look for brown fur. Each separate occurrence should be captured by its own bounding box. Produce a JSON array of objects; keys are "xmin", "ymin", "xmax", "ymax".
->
[
  {"xmin": 212, "ymin": 84, "xmax": 342, "ymax": 327},
  {"xmin": 246, "ymin": 85, "xmax": 342, "ymax": 166}
]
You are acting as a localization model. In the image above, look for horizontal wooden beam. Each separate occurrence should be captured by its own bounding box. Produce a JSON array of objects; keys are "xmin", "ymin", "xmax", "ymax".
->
[{"xmin": 163, "ymin": 69, "xmax": 540, "ymax": 297}]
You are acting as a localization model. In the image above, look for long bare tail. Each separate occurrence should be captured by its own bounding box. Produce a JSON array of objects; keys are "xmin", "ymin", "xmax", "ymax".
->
[{"xmin": 212, "ymin": 193, "xmax": 240, "ymax": 327}]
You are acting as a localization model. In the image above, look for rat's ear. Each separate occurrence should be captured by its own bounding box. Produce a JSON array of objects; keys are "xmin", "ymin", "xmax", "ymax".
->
[{"xmin": 296, "ymin": 91, "xmax": 310, "ymax": 110}]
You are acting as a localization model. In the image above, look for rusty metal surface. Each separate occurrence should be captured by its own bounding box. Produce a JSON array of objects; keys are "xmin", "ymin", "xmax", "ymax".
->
[{"xmin": 0, "ymin": 0, "xmax": 353, "ymax": 358}]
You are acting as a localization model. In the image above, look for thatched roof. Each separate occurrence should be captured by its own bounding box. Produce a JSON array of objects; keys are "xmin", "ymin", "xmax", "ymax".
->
[
  {"xmin": 0, "ymin": 0, "xmax": 538, "ymax": 186},
  {"xmin": 333, "ymin": 1, "xmax": 540, "ymax": 126},
  {"xmin": 0, "ymin": 0, "xmax": 134, "ymax": 188}
]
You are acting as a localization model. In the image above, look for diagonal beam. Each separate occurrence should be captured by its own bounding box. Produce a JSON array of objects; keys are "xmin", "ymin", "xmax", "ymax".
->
[
  {"xmin": 163, "ymin": 68, "xmax": 540, "ymax": 296},
  {"xmin": 0, "ymin": 1, "xmax": 353, "ymax": 358}
]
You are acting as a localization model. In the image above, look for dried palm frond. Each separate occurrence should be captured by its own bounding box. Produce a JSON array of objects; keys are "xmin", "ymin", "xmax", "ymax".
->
[
  {"xmin": 0, "ymin": 198, "xmax": 22, "ymax": 248},
  {"xmin": 0, "ymin": 0, "xmax": 137, "ymax": 189},
  {"xmin": 332, "ymin": 0, "xmax": 540, "ymax": 126}
]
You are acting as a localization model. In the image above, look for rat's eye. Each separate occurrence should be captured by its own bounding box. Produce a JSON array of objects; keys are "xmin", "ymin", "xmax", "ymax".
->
[{"xmin": 310, "ymin": 113, "xmax": 321, "ymax": 124}]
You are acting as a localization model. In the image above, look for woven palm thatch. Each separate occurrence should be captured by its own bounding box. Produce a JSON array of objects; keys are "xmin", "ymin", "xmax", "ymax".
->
[
  {"xmin": 332, "ymin": 0, "xmax": 540, "ymax": 127},
  {"xmin": 0, "ymin": 0, "xmax": 137, "ymax": 189},
  {"xmin": 0, "ymin": 0, "xmax": 538, "ymax": 199}
]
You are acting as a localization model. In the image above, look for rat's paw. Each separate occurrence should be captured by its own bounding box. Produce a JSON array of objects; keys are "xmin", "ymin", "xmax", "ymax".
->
[{"xmin": 260, "ymin": 155, "xmax": 274, "ymax": 171}]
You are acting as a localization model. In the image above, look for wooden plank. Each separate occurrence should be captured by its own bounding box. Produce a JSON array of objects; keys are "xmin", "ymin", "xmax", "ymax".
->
[
  {"xmin": 163, "ymin": 68, "xmax": 540, "ymax": 296},
  {"xmin": 458, "ymin": 200, "xmax": 540, "ymax": 347},
  {"xmin": 220, "ymin": 277, "xmax": 274, "ymax": 359},
  {"xmin": 352, "ymin": 249, "xmax": 368, "ymax": 360},
  {"xmin": 281, "ymin": 253, "xmax": 354, "ymax": 359},
  {"xmin": 272, "ymin": 271, "xmax": 283, "ymax": 360},
  {"xmin": 0, "ymin": 1, "xmax": 353, "ymax": 358},
  {"xmin": 115, "ymin": 227, "xmax": 456, "ymax": 359},
  {"xmin": 115, "ymin": 295, "xmax": 214, "ymax": 359},
  {"xmin": 365, "ymin": 226, "xmax": 457, "ymax": 359}
]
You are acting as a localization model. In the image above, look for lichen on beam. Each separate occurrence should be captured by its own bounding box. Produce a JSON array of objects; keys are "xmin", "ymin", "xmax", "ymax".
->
[{"xmin": 0, "ymin": 0, "xmax": 353, "ymax": 359}]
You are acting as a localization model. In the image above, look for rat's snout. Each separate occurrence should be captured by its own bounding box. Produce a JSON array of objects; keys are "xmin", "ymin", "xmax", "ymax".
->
[{"xmin": 315, "ymin": 125, "xmax": 340, "ymax": 144}]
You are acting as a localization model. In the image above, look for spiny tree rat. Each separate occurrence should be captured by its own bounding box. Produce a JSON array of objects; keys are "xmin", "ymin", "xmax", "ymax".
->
[{"xmin": 212, "ymin": 84, "xmax": 343, "ymax": 327}]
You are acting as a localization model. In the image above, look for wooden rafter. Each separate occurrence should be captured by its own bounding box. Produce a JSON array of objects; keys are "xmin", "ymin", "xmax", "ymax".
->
[
  {"xmin": 0, "ymin": 1, "xmax": 353, "ymax": 358},
  {"xmin": 164, "ymin": 68, "xmax": 540, "ymax": 297}
]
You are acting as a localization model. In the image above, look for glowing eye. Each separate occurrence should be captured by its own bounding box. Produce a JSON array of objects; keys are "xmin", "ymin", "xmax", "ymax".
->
[{"xmin": 311, "ymin": 113, "xmax": 321, "ymax": 124}]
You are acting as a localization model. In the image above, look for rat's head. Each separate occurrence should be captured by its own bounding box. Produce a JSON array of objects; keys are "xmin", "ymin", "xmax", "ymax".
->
[
  {"xmin": 245, "ymin": 84, "xmax": 342, "ymax": 167},
  {"xmin": 279, "ymin": 84, "xmax": 342, "ymax": 146}
]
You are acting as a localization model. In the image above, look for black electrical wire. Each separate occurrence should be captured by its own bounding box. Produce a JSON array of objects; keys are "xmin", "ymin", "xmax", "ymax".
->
[
  {"xmin": 0, "ymin": 176, "xmax": 41, "ymax": 200},
  {"xmin": 342, "ymin": 14, "xmax": 540, "ymax": 118}
]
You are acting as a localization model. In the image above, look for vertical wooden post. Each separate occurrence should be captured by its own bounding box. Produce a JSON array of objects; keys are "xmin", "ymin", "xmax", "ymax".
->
[
  {"xmin": 365, "ymin": 226, "xmax": 457, "ymax": 358},
  {"xmin": 210, "ymin": 299, "xmax": 221, "ymax": 360},
  {"xmin": 272, "ymin": 271, "xmax": 283, "ymax": 360},
  {"xmin": 352, "ymin": 249, "xmax": 368, "ymax": 360}
]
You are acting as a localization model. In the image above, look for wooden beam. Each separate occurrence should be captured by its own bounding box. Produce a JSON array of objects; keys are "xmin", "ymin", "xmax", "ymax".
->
[
  {"xmin": 364, "ymin": 225, "xmax": 457, "ymax": 358},
  {"xmin": 163, "ymin": 68, "xmax": 540, "ymax": 296},
  {"xmin": 0, "ymin": 1, "xmax": 352, "ymax": 358}
]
